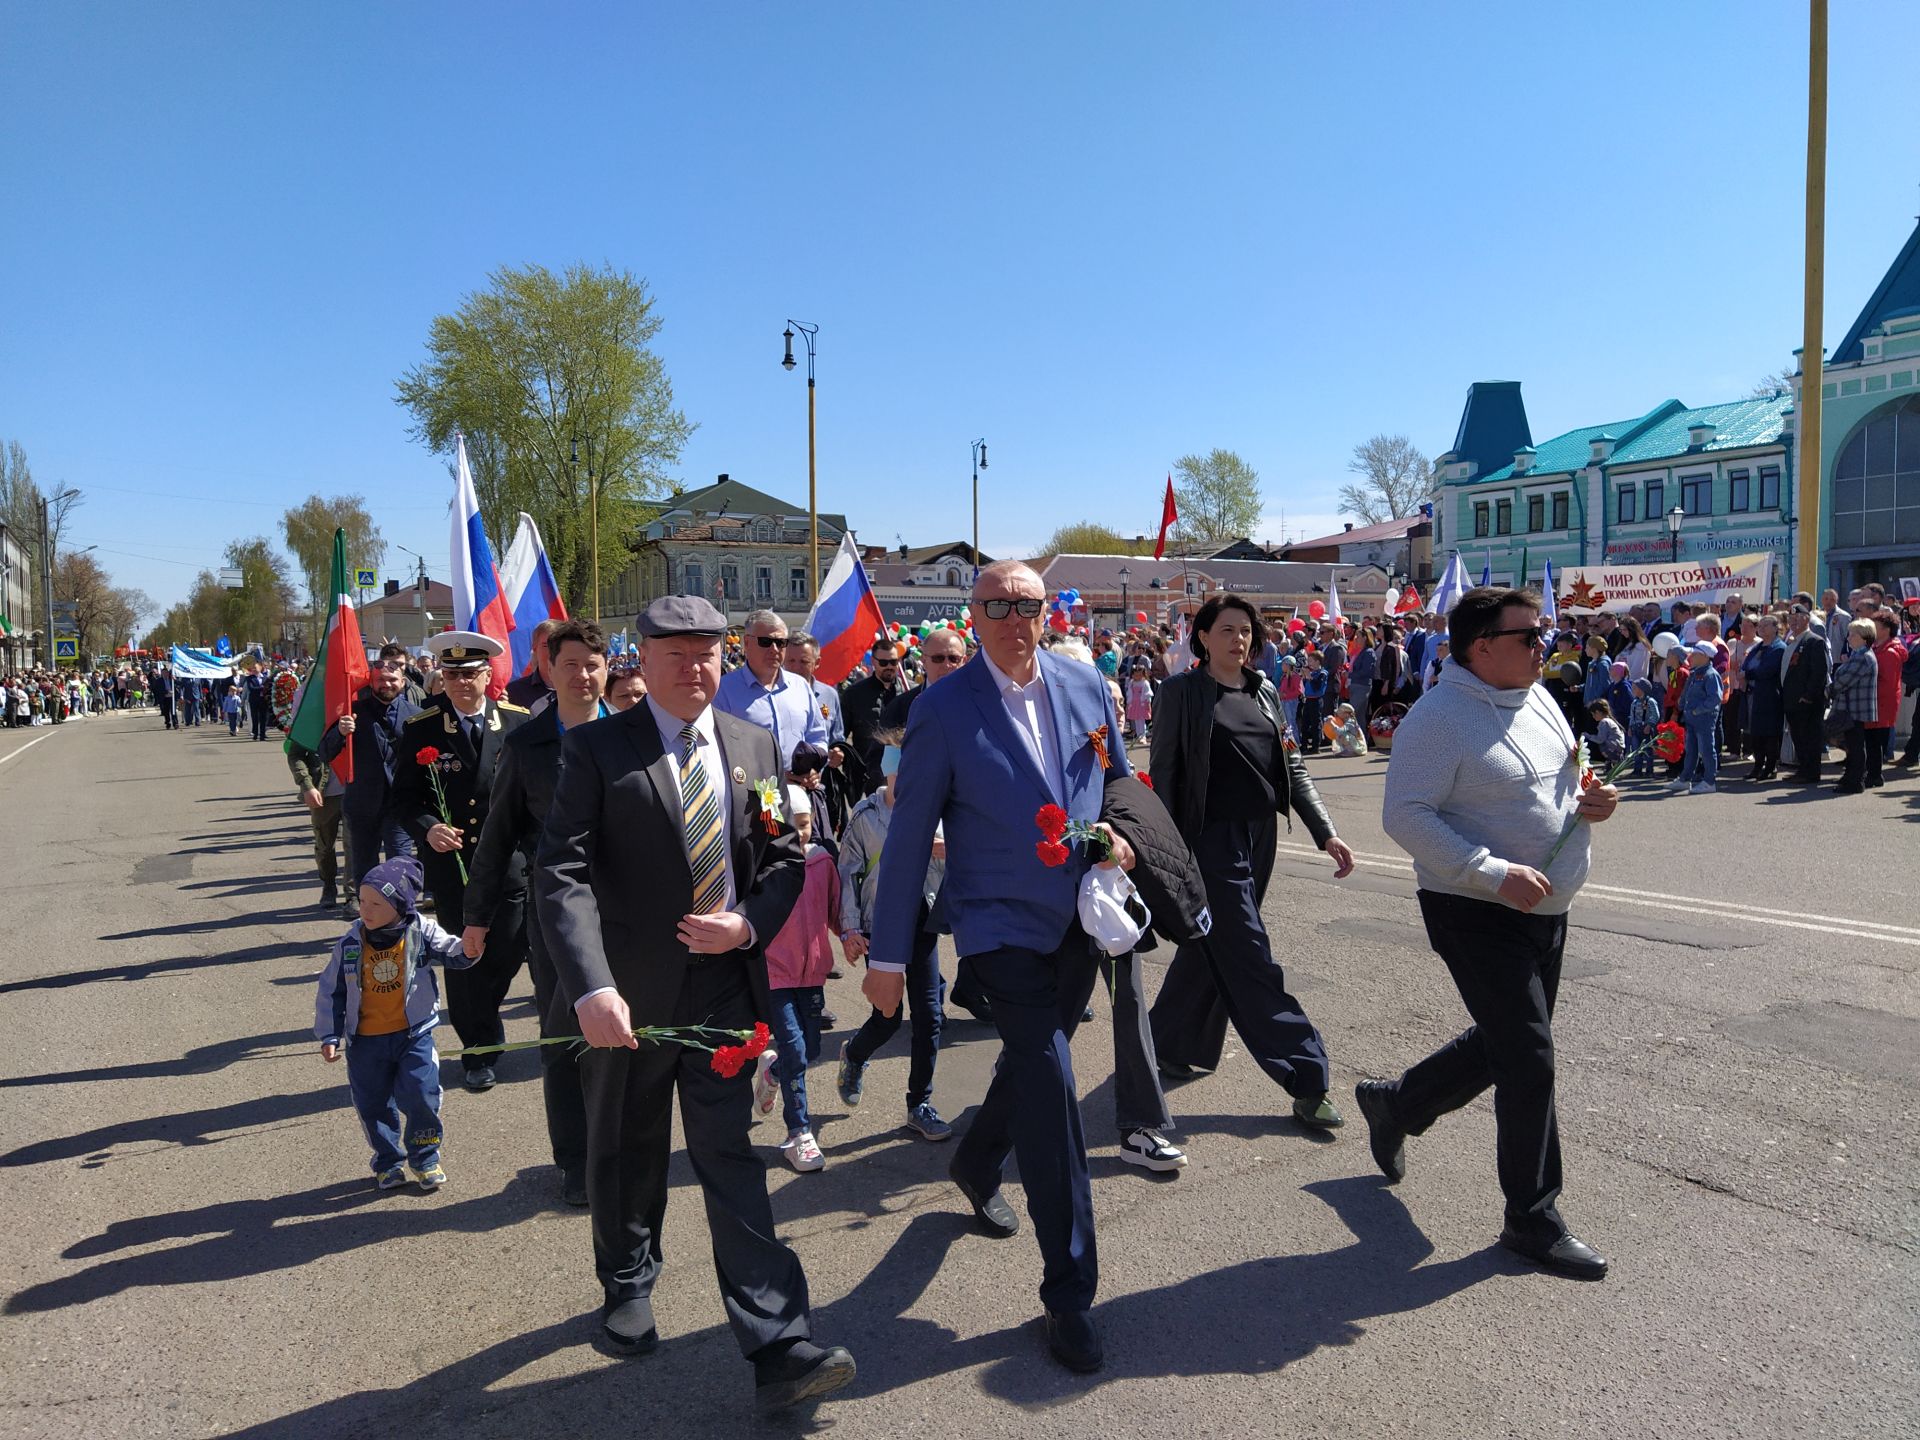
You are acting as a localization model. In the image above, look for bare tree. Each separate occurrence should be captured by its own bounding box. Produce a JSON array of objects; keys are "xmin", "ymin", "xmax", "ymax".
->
[
  {"xmin": 1341, "ymin": 434, "xmax": 1431, "ymax": 526},
  {"xmin": 1749, "ymin": 365, "xmax": 1797, "ymax": 399}
]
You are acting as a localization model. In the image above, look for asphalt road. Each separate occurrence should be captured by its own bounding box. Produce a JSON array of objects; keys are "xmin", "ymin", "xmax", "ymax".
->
[{"xmin": 1, "ymin": 710, "xmax": 1914, "ymax": 1439}]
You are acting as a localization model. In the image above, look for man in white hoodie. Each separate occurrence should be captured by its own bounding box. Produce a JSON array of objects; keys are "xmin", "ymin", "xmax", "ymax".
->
[{"xmin": 1365, "ymin": 585, "xmax": 1620, "ymax": 1281}]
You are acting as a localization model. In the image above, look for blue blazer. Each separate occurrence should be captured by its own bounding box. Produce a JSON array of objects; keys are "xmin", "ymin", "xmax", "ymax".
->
[{"xmin": 868, "ymin": 649, "xmax": 1130, "ymax": 968}]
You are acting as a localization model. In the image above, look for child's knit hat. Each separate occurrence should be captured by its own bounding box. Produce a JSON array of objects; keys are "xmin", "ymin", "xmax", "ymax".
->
[{"xmin": 362, "ymin": 856, "xmax": 424, "ymax": 918}]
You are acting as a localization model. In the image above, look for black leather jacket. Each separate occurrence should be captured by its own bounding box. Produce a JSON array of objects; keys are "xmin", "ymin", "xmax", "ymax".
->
[{"xmin": 1148, "ymin": 665, "xmax": 1338, "ymax": 855}]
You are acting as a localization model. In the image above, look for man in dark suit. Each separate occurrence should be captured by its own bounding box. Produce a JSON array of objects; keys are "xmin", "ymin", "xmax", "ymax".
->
[
  {"xmin": 840, "ymin": 637, "xmax": 908, "ymax": 794},
  {"xmin": 535, "ymin": 595, "xmax": 855, "ymax": 1412},
  {"xmin": 1782, "ymin": 602, "xmax": 1830, "ymax": 783},
  {"xmin": 464, "ymin": 618, "xmax": 609, "ymax": 1207},
  {"xmin": 323, "ymin": 642, "xmax": 423, "ymax": 893},
  {"xmin": 864, "ymin": 561, "xmax": 1136, "ymax": 1376},
  {"xmin": 391, "ymin": 630, "xmax": 529, "ymax": 1091}
]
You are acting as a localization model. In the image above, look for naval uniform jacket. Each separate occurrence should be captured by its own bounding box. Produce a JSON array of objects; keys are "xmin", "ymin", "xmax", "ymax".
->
[{"xmin": 391, "ymin": 693, "xmax": 529, "ymax": 912}]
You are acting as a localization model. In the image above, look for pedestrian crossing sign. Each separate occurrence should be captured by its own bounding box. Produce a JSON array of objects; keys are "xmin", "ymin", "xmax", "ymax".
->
[
  {"xmin": 54, "ymin": 637, "xmax": 79, "ymax": 661},
  {"xmin": 355, "ymin": 568, "xmax": 378, "ymax": 589}
]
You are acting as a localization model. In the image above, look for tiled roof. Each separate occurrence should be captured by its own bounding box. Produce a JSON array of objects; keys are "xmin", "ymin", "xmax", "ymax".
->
[
  {"xmin": 1474, "ymin": 400, "xmax": 1684, "ymax": 482},
  {"xmin": 1282, "ymin": 514, "xmax": 1426, "ymax": 550},
  {"xmin": 656, "ymin": 477, "xmax": 847, "ymax": 536},
  {"xmin": 1606, "ymin": 393, "xmax": 1791, "ymax": 466}
]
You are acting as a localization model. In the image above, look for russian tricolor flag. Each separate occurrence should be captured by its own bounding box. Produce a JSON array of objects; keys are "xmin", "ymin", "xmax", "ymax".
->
[
  {"xmin": 500, "ymin": 512, "xmax": 569, "ymax": 678},
  {"xmin": 804, "ymin": 534, "xmax": 887, "ymax": 686},
  {"xmin": 450, "ymin": 432, "xmax": 516, "ymax": 697}
]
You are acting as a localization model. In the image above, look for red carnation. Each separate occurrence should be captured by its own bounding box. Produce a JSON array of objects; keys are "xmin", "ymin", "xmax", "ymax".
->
[
  {"xmin": 741, "ymin": 1022, "xmax": 772, "ymax": 1059},
  {"xmin": 1136, "ymin": 773, "xmax": 1154, "ymax": 790},
  {"xmin": 416, "ymin": 746, "xmax": 442, "ymax": 766},
  {"xmin": 1036, "ymin": 839, "xmax": 1070, "ymax": 867},
  {"xmin": 710, "ymin": 1043, "xmax": 748, "ymax": 1078},
  {"xmin": 1035, "ymin": 804, "xmax": 1068, "ymax": 841}
]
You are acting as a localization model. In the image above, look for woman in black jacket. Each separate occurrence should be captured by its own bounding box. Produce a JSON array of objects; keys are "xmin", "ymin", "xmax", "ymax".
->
[{"xmin": 1147, "ymin": 594, "xmax": 1357, "ymax": 1128}]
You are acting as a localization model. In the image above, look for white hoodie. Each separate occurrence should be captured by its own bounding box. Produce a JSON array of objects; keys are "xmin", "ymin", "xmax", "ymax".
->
[{"xmin": 1383, "ymin": 658, "xmax": 1589, "ymax": 915}]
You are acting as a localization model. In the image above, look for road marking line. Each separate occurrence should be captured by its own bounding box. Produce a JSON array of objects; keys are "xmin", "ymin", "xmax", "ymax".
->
[
  {"xmin": 0, "ymin": 731, "xmax": 58, "ymax": 768},
  {"xmin": 1272, "ymin": 842, "xmax": 1920, "ymax": 948}
]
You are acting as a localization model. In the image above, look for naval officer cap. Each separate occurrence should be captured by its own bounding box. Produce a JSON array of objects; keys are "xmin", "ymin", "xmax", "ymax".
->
[
  {"xmin": 428, "ymin": 630, "xmax": 505, "ymax": 671},
  {"xmin": 637, "ymin": 594, "xmax": 729, "ymax": 639}
]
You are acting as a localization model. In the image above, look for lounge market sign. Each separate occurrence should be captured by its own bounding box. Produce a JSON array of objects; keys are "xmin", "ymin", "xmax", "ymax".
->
[{"xmin": 1557, "ymin": 553, "xmax": 1774, "ymax": 613}]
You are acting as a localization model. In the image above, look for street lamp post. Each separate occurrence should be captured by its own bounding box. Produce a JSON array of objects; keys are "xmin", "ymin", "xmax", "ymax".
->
[
  {"xmin": 782, "ymin": 322, "xmax": 821, "ymax": 597},
  {"xmin": 971, "ymin": 440, "xmax": 988, "ymax": 582},
  {"xmin": 1117, "ymin": 564, "xmax": 1131, "ymax": 636},
  {"xmin": 571, "ymin": 436, "xmax": 599, "ymax": 622},
  {"xmin": 1667, "ymin": 504, "xmax": 1686, "ymax": 562}
]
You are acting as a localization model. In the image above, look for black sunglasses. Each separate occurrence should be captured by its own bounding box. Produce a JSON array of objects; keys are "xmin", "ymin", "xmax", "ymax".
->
[
  {"xmin": 925, "ymin": 652, "xmax": 965, "ymax": 665},
  {"xmin": 752, "ymin": 635, "xmax": 790, "ymax": 650},
  {"xmin": 1483, "ymin": 626, "xmax": 1548, "ymax": 648},
  {"xmin": 977, "ymin": 598, "xmax": 1044, "ymax": 619}
]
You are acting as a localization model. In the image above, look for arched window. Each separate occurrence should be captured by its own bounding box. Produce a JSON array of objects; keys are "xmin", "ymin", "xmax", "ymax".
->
[
  {"xmin": 750, "ymin": 517, "xmax": 777, "ymax": 543},
  {"xmin": 1830, "ymin": 396, "xmax": 1920, "ymax": 548}
]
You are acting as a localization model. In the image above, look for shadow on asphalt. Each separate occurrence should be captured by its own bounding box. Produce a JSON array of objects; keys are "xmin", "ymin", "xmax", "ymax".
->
[
  {"xmin": 200, "ymin": 1176, "xmax": 1505, "ymax": 1434},
  {"xmin": 0, "ymin": 1025, "xmax": 312, "ymax": 1089},
  {"xmin": 0, "ymin": 938, "xmax": 313, "ymax": 995},
  {"xmin": 0, "ymin": 1087, "xmax": 346, "ymax": 1170},
  {"xmin": 5, "ymin": 1169, "xmax": 563, "ymax": 1317}
]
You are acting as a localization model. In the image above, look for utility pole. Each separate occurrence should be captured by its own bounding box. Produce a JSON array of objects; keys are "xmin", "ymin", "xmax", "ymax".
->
[{"xmin": 1796, "ymin": 0, "xmax": 1828, "ymax": 597}]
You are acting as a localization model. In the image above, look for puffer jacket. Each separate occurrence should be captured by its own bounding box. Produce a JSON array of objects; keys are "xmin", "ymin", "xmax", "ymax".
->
[
  {"xmin": 1148, "ymin": 665, "xmax": 1338, "ymax": 850},
  {"xmin": 1098, "ymin": 772, "xmax": 1210, "ymax": 953}
]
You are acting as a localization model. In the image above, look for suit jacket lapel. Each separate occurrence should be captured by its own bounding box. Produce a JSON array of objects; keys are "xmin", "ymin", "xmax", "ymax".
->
[
  {"xmin": 965, "ymin": 655, "xmax": 1055, "ymax": 804},
  {"xmin": 1040, "ymin": 652, "xmax": 1082, "ymax": 808}
]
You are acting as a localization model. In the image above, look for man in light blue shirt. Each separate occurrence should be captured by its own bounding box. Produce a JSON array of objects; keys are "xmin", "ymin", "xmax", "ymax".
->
[{"xmin": 713, "ymin": 608, "xmax": 829, "ymax": 772}]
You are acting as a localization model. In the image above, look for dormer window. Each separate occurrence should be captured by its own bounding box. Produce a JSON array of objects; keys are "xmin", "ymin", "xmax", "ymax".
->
[{"xmin": 1687, "ymin": 422, "xmax": 1717, "ymax": 448}]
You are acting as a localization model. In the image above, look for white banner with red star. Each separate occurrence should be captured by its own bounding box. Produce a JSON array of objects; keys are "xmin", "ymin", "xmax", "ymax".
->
[{"xmin": 1557, "ymin": 553, "xmax": 1775, "ymax": 613}]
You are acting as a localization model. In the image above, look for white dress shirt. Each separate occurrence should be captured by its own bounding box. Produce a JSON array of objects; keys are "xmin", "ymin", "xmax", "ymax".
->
[{"xmin": 979, "ymin": 649, "xmax": 1066, "ymax": 806}]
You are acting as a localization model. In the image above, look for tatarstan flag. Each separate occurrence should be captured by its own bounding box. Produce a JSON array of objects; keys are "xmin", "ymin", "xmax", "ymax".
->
[{"xmin": 288, "ymin": 528, "xmax": 370, "ymax": 785}]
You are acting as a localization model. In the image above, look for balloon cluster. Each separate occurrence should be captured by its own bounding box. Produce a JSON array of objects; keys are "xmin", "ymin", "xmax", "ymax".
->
[
  {"xmin": 874, "ymin": 616, "xmax": 973, "ymax": 654},
  {"xmin": 1047, "ymin": 588, "xmax": 1082, "ymax": 634}
]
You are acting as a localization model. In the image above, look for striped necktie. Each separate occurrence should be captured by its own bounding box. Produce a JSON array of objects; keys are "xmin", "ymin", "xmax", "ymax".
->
[{"xmin": 680, "ymin": 723, "xmax": 727, "ymax": 914}]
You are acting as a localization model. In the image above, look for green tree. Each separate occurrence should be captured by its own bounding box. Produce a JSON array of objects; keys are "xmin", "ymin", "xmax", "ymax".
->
[
  {"xmin": 394, "ymin": 262, "xmax": 695, "ymax": 616},
  {"xmin": 1340, "ymin": 434, "xmax": 1432, "ymax": 526},
  {"xmin": 283, "ymin": 494, "xmax": 384, "ymax": 640},
  {"xmin": 1172, "ymin": 449, "xmax": 1263, "ymax": 544},
  {"xmin": 1034, "ymin": 522, "xmax": 1153, "ymax": 558}
]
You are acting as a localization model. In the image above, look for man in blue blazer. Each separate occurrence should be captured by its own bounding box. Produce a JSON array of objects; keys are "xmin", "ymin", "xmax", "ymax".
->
[{"xmin": 865, "ymin": 561, "xmax": 1134, "ymax": 1375}]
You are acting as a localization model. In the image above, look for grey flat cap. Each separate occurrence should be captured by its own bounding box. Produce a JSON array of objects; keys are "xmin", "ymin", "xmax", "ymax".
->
[{"xmin": 637, "ymin": 594, "xmax": 729, "ymax": 639}]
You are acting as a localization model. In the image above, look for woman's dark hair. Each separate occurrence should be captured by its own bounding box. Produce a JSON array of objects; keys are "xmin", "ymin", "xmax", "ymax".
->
[
  {"xmin": 1189, "ymin": 594, "xmax": 1266, "ymax": 661},
  {"xmin": 546, "ymin": 619, "xmax": 608, "ymax": 661},
  {"xmin": 1616, "ymin": 615, "xmax": 1644, "ymax": 647},
  {"xmin": 1448, "ymin": 585, "xmax": 1543, "ymax": 663}
]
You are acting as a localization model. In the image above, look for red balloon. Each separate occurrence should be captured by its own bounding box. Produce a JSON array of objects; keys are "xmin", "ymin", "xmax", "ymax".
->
[
  {"xmin": 1134, "ymin": 610, "xmax": 1147, "ymax": 622},
  {"xmin": 1307, "ymin": 601, "xmax": 1326, "ymax": 619},
  {"xmin": 1287, "ymin": 618, "xmax": 1306, "ymax": 633}
]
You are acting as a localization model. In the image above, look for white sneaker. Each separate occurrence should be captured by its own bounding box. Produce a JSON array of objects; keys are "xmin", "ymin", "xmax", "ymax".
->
[
  {"xmin": 1664, "ymin": 779, "xmax": 1691, "ymax": 792},
  {"xmin": 1689, "ymin": 782, "xmax": 1717, "ymax": 794},
  {"xmin": 782, "ymin": 1129, "xmax": 824, "ymax": 1172},
  {"xmin": 752, "ymin": 1048, "xmax": 780, "ymax": 1121},
  {"xmin": 1117, "ymin": 1127, "xmax": 1188, "ymax": 1172}
]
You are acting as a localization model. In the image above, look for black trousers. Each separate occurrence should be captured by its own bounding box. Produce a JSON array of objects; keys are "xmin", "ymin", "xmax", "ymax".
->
[
  {"xmin": 527, "ymin": 912, "xmax": 588, "ymax": 1175},
  {"xmin": 249, "ymin": 695, "xmax": 271, "ymax": 740},
  {"xmin": 1786, "ymin": 704, "xmax": 1824, "ymax": 779},
  {"xmin": 1149, "ymin": 817, "xmax": 1331, "ymax": 1098},
  {"xmin": 1838, "ymin": 722, "xmax": 1868, "ymax": 791},
  {"xmin": 1747, "ymin": 729, "xmax": 1781, "ymax": 778},
  {"xmin": 433, "ymin": 876, "xmax": 527, "ymax": 1072},
  {"xmin": 577, "ymin": 955, "xmax": 810, "ymax": 1360},
  {"xmin": 951, "ymin": 929, "xmax": 1102, "ymax": 1314},
  {"xmin": 1106, "ymin": 951, "xmax": 1169, "ymax": 1133},
  {"xmin": 1386, "ymin": 890, "xmax": 1568, "ymax": 1244}
]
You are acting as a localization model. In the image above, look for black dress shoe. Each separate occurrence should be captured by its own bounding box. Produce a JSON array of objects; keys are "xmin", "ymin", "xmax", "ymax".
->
[
  {"xmin": 1043, "ymin": 1308, "xmax": 1103, "ymax": 1373},
  {"xmin": 562, "ymin": 1170, "xmax": 589, "ymax": 1208},
  {"xmin": 463, "ymin": 1066, "xmax": 496, "ymax": 1092},
  {"xmin": 601, "ymin": 1296, "xmax": 658, "ymax": 1354},
  {"xmin": 949, "ymin": 992, "xmax": 995, "ymax": 1024},
  {"xmin": 1354, "ymin": 1080, "xmax": 1406, "ymax": 1183},
  {"xmin": 753, "ymin": 1339, "xmax": 856, "ymax": 1412},
  {"xmin": 1156, "ymin": 1060, "xmax": 1203, "ymax": 1081},
  {"xmin": 1499, "ymin": 1228, "xmax": 1609, "ymax": 1280},
  {"xmin": 949, "ymin": 1158, "xmax": 1019, "ymax": 1238}
]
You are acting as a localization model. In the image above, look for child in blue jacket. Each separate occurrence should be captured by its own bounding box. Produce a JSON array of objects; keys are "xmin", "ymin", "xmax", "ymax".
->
[
  {"xmin": 315, "ymin": 857, "xmax": 473, "ymax": 1191},
  {"xmin": 1671, "ymin": 644, "xmax": 1724, "ymax": 794}
]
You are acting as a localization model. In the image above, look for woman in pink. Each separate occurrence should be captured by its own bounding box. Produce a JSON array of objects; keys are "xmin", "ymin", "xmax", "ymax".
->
[{"xmin": 1866, "ymin": 612, "xmax": 1907, "ymax": 789}]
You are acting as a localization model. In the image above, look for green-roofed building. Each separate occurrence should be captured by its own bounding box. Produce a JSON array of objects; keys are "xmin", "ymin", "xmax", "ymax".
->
[{"xmin": 1428, "ymin": 384, "xmax": 1795, "ymax": 594}]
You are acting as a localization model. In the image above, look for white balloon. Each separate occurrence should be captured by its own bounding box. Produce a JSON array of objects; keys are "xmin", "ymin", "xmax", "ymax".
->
[{"xmin": 1651, "ymin": 632, "xmax": 1680, "ymax": 657}]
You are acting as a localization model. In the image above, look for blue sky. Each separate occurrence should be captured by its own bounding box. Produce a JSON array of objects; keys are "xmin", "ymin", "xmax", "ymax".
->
[{"xmin": 4, "ymin": 1, "xmax": 1917, "ymax": 620}]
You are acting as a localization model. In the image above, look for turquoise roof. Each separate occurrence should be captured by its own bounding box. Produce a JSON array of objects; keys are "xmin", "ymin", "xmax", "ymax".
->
[
  {"xmin": 1607, "ymin": 394, "xmax": 1791, "ymax": 466},
  {"xmin": 1466, "ymin": 394, "xmax": 1787, "ymax": 484}
]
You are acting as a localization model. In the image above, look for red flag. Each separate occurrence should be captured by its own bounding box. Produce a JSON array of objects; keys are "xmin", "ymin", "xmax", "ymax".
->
[
  {"xmin": 1394, "ymin": 584, "xmax": 1422, "ymax": 615},
  {"xmin": 1153, "ymin": 476, "xmax": 1178, "ymax": 560}
]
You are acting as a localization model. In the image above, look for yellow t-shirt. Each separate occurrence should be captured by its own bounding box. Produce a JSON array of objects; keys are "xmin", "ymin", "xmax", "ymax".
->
[{"xmin": 356, "ymin": 939, "xmax": 409, "ymax": 1036}]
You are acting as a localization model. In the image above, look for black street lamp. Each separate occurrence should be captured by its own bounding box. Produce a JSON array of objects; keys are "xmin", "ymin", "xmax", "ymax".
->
[
  {"xmin": 1666, "ymin": 504, "xmax": 1686, "ymax": 562},
  {"xmin": 1117, "ymin": 564, "xmax": 1132, "ymax": 635},
  {"xmin": 782, "ymin": 322, "xmax": 821, "ymax": 596},
  {"xmin": 971, "ymin": 440, "xmax": 988, "ymax": 582}
]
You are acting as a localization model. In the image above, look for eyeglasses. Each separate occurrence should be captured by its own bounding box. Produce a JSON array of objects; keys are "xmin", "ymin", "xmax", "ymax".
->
[
  {"xmin": 1483, "ymin": 627, "xmax": 1548, "ymax": 648},
  {"xmin": 977, "ymin": 598, "xmax": 1044, "ymax": 620},
  {"xmin": 925, "ymin": 652, "xmax": 965, "ymax": 666},
  {"xmin": 872, "ymin": 657, "xmax": 899, "ymax": 668},
  {"xmin": 752, "ymin": 635, "xmax": 790, "ymax": 650}
]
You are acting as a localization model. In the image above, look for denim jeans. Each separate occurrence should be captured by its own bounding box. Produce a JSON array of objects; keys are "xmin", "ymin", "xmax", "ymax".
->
[
  {"xmin": 345, "ymin": 1026, "xmax": 444, "ymax": 1172},
  {"xmin": 1682, "ymin": 717, "xmax": 1718, "ymax": 787},
  {"xmin": 769, "ymin": 985, "xmax": 824, "ymax": 1134},
  {"xmin": 1627, "ymin": 723, "xmax": 1655, "ymax": 776},
  {"xmin": 846, "ymin": 918, "xmax": 944, "ymax": 1108},
  {"xmin": 1279, "ymin": 698, "xmax": 1300, "ymax": 744}
]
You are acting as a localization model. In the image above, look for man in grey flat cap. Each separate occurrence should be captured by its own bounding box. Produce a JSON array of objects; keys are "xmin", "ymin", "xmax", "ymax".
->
[{"xmin": 535, "ymin": 594, "xmax": 855, "ymax": 1412}]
